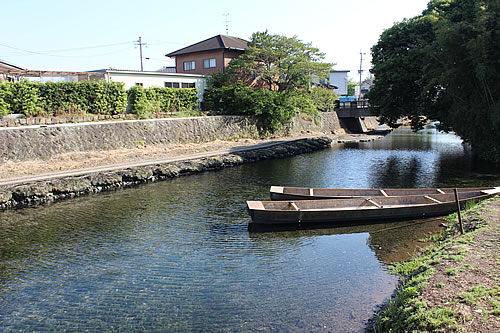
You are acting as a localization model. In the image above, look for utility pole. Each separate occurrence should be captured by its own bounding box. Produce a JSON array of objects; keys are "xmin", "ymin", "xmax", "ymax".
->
[
  {"xmin": 358, "ymin": 50, "xmax": 366, "ymax": 99},
  {"xmin": 223, "ymin": 13, "xmax": 230, "ymax": 35},
  {"xmin": 135, "ymin": 37, "xmax": 147, "ymax": 71}
]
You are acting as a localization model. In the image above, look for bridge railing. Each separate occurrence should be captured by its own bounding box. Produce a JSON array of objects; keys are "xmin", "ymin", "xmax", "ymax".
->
[{"xmin": 334, "ymin": 99, "xmax": 372, "ymax": 118}]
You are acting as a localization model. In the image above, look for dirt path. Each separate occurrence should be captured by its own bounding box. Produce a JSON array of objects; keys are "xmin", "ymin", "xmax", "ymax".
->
[
  {"xmin": 0, "ymin": 133, "xmax": 378, "ymax": 182},
  {"xmin": 419, "ymin": 199, "xmax": 500, "ymax": 332},
  {"xmin": 0, "ymin": 139, "xmax": 269, "ymax": 181}
]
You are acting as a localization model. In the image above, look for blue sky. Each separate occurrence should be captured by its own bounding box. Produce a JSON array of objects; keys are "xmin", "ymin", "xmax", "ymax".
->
[{"xmin": 2, "ymin": 0, "xmax": 430, "ymax": 79}]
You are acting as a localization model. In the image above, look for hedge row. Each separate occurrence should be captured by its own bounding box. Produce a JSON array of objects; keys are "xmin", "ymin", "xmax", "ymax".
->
[
  {"xmin": 0, "ymin": 80, "xmax": 128, "ymax": 116},
  {"xmin": 127, "ymin": 86, "xmax": 198, "ymax": 118},
  {"xmin": 0, "ymin": 81, "xmax": 198, "ymax": 118}
]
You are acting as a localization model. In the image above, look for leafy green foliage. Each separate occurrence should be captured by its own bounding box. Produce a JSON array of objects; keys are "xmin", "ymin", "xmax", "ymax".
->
[
  {"xmin": 203, "ymin": 78, "xmax": 296, "ymax": 129},
  {"xmin": 228, "ymin": 31, "xmax": 332, "ymax": 93},
  {"xmin": 0, "ymin": 80, "xmax": 127, "ymax": 116},
  {"xmin": 369, "ymin": 0, "xmax": 500, "ymax": 162},
  {"xmin": 0, "ymin": 82, "xmax": 14, "ymax": 116},
  {"xmin": 203, "ymin": 32, "xmax": 335, "ymax": 131},
  {"xmin": 11, "ymin": 80, "xmax": 43, "ymax": 116},
  {"xmin": 308, "ymin": 86, "xmax": 337, "ymax": 112},
  {"xmin": 347, "ymin": 79, "xmax": 357, "ymax": 96},
  {"xmin": 368, "ymin": 15, "xmax": 435, "ymax": 129},
  {"xmin": 128, "ymin": 86, "xmax": 197, "ymax": 118},
  {"xmin": 203, "ymin": 73, "xmax": 336, "ymax": 130}
]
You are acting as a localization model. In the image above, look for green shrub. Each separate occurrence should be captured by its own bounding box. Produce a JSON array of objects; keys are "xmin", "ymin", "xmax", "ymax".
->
[
  {"xmin": 309, "ymin": 86, "xmax": 337, "ymax": 112},
  {"xmin": 128, "ymin": 86, "xmax": 197, "ymax": 116},
  {"xmin": 203, "ymin": 79, "xmax": 297, "ymax": 130},
  {"xmin": 11, "ymin": 80, "xmax": 43, "ymax": 116},
  {"xmin": 0, "ymin": 80, "xmax": 127, "ymax": 116},
  {"xmin": 0, "ymin": 82, "xmax": 13, "ymax": 116},
  {"xmin": 203, "ymin": 73, "xmax": 336, "ymax": 130}
]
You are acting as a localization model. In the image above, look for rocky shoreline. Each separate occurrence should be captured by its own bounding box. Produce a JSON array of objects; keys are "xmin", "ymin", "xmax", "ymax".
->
[{"xmin": 0, "ymin": 136, "xmax": 331, "ymax": 211}]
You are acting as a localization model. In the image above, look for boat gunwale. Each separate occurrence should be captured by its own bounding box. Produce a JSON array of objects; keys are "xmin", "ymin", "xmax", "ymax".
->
[
  {"xmin": 269, "ymin": 186, "xmax": 495, "ymax": 200},
  {"xmin": 249, "ymin": 191, "xmax": 495, "ymax": 213}
]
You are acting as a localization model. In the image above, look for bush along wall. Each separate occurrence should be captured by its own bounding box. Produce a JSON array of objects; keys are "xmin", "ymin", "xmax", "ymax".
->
[
  {"xmin": 0, "ymin": 80, "xmax": 128, "ymax": 117},
  {"xmin": 203, "ymin": 76, "xmax": 337, "ymax": 131},
  {"xmin": 127, "ymin": 86, "xmax": 198, "ymax": 118}
]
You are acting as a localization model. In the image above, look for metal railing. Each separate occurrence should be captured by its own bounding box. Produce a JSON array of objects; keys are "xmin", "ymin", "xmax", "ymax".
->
[{"xmin": 334, "ymin": 99, "xmax": 372, "ymax": 118}]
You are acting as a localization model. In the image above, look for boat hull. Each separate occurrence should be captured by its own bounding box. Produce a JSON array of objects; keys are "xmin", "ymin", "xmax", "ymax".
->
[
  {"xmin": 248, "ymin": 190, "xmax": 499, "ymax": 226},
  {"xmin": 249, "ymin": 201, "xmax": 458, "ymax": 225}
]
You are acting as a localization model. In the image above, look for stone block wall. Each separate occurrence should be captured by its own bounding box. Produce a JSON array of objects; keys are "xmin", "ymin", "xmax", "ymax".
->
[{"xmin": 0, "ymin": 113, "xmax": 343, "ymax": 163}]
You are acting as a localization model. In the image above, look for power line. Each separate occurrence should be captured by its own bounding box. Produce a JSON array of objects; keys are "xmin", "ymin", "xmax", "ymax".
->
[
  {"xmin": 148, "ymin": 39, "xmax": 185, "ymax": 46},
  {"xmin": 0, "ymin": 41, "xmax": 134, "ymax": 58},
  {"xmin": 41, "ymin": 41, "xmax": 134, "ymax": 53}
]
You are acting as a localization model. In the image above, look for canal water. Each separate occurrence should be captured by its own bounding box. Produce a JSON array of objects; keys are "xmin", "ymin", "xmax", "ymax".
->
[{"xmin": 1, "ymin": 128, "xmax": 499, "ymax": 331}]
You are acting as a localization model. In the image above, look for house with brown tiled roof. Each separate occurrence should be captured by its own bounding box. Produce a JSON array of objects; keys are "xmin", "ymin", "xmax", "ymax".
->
[
  {"xmin": 0, "ymin": 59, "xmax": 25, "ymax": 82},
  {"xmin": 166, "ymin": 35, "xmax": 248, "ymax": 75}
]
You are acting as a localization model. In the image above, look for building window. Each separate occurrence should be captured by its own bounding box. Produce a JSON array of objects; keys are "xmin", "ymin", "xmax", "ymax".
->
[
  {"xmin": 183, "ymin": 61, "xmax": 196, "ymax": 71},
  {"xmin": 203, "ymin": 58, "xmax": 216, "ymax": 68},
  {"xmin": 165, "ymin": 82, "xmax": 180, "ymax": 88},
  {"xmin": 181, "ymin": 82, "xmax": 196, "ymax": 88},
  {"xmin": 135, "ymin": 82, "xmax": 143, "ymax": 87}
]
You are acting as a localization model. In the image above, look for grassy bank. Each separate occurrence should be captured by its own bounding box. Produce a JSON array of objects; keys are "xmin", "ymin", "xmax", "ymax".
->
[{"xmin": 372, "ymin": 196, "xmax": 500, "ymax": 332}]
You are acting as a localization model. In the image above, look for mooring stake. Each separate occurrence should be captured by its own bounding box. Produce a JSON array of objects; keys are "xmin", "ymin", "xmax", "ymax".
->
[{"xmin": 454, "ymin": 188, "xmax": 465, "ymax": 234}]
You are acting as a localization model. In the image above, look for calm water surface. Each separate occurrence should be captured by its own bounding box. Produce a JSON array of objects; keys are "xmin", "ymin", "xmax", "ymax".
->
[{"xmin": 1, "ymin": 128, "xmax": 499, "ymax": 331}]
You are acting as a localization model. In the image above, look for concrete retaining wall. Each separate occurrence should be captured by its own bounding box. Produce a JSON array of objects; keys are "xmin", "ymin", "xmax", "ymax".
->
[
  {"xmin": 0, "ymin": 137, "xmax": 332, "ymax": 210},
  {"xmin": 0, "ymin": 113, "xmax": 343, "ymax": 163}
]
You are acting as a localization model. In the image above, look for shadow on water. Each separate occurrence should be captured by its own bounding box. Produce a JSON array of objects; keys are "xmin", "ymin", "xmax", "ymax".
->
[{"xmin": 248, "ymin": 216, "xmax": 445, "ymax": 264}]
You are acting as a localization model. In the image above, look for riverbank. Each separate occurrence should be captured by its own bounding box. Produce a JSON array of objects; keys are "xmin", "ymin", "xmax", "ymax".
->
[
  {"xmin": 370, "ymin": 196, "xmax": 500, "ymax": 332},
  {"xmin": 0, "ymin": 133, "xmax": 380, "ymax": 181},
  {"xmin": 0, "ymin": 136, "xmax": 335, "ymax": 210}
]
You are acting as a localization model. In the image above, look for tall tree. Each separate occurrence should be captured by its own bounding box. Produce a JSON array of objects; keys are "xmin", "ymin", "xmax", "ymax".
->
[
  {"xmin": 368, "ymin": 15, "xmax": 435, "ymax": 129},
  {"xmin": 228, "ymin": 31, "xmax": 332, "ymax": 92},
  {"xmin": 368, "ymin": 0, "xmax": 500, "ymax": 161}
]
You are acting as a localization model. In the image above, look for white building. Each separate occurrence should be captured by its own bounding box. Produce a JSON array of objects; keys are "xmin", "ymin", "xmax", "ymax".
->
[
  {"xmin": 102, "ymin": 69, "xmax": 207, "ymax": 102},
  {"xmin": 329, "ymin": 70, "xmax": 350, "ymax": 96}
]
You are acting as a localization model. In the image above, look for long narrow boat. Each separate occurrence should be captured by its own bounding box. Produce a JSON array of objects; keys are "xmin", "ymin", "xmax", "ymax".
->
[
  {"xmin": 269, "ymin": 186, "xmax": 493, "ymax": 201},
  {"xmin": 248, "ymin": 188, "xmax": 500, "ymax": 226}
]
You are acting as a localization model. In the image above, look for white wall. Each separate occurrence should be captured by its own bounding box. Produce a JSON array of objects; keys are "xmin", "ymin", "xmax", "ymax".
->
[
  {"xmin": 329, "ymin": 71, "xmax": 349, "ymax": 95},
  {"xmin": 106, "ymin": 70, "xmax": 207, "ymax": 101}
]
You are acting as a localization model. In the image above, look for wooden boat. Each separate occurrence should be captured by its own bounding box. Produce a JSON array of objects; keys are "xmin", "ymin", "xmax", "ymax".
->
[
  {"xmin": 247, "ymin": 188, "xmax": 500, "ymax": 226},
  {"xmin": 269, "ymin": 186, "xmax": 493, "ymax": 201}
]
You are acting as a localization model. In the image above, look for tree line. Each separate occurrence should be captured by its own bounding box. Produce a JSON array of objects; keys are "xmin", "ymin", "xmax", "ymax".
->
[{"xmin": 368, "ymin": 0, "xmax": 500, "ymax": 162}]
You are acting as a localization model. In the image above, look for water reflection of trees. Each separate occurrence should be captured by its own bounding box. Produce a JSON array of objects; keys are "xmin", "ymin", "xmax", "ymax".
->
[
  {"xmin": 248, "ymin": 218, "xmax": 444, "ymax": 265},
  {"xmin": 369, "ymin": 154, "xmax": 433, "ymax": 188}
]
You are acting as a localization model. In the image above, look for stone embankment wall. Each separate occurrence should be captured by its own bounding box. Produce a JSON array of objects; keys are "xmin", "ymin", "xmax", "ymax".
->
[
  {"xmin": 0, "ymin": 137, "xmax": 332, "ymax": 210},
  {"xmin": 0, "ymin": 113, "xmax": 135, "ymax": 128},
  {"xmin": 0, "ymin": 113, "xmax": 342, "ymax": 163}
]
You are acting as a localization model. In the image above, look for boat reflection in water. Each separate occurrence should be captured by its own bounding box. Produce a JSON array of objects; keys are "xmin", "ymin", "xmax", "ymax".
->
[{"xmin": 248, "ymin": 215, "xmax": 446, "ymax": 264}]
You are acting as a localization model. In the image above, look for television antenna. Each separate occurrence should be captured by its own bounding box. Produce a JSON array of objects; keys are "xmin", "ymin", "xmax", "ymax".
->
[{"xmin": 223, "ymin": 13, "xmax": 231, "ymax": 35}]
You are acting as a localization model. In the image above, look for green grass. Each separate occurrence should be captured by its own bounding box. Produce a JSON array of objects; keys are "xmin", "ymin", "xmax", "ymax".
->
[
  {"xmin": 374, "ymin": 197, "xmax": 500, "ymax": 332},
  {"xmin": 458, "ymin": 285, "xmax": 500, "ymax": 316},
  {"xmin": 450, "ymin": 254, "xmax": 465, "ymax": 262},
  {"xmin": 459, "ymin": 286, "xmax": 489, "ymax": 305}
]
